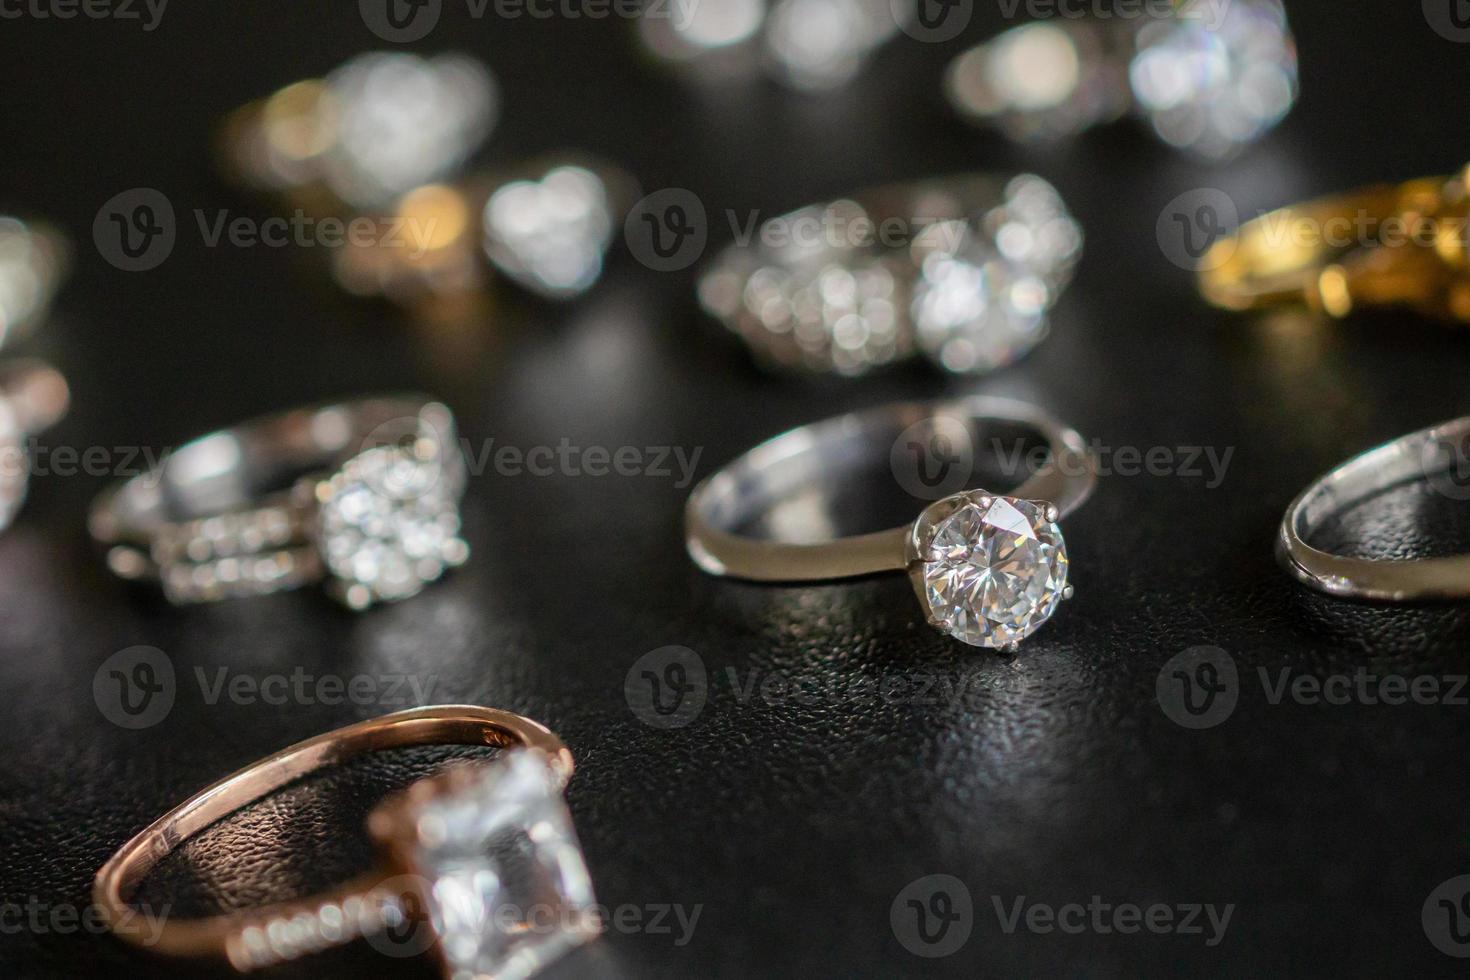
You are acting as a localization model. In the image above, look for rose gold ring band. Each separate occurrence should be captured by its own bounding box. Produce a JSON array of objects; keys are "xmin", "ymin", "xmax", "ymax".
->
[{"xmin": 91, "ymin": 705, "xmax": 572, "ymax": 971}]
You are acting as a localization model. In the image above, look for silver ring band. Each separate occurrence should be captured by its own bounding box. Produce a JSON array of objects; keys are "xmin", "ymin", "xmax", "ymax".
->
[
  {"xmin": 1279, "ymin": 417, "xmax": 1470, "ymax": 601},
  {"xmin": 686, "ymin": 397, "xmax": 1096, "ymax": 649},
  {"xmin": 90, "ymin": 396, "xmax": 467, "ymax": 609}
]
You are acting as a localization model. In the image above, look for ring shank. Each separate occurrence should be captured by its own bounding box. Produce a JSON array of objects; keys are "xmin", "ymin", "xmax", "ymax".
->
[
  {"xmin": 92, "ymin": 706, "xmax": 571, "ymax": 968},
  {"xmin": 686, "ymin": 396, "xmax": 1096, "ymax": 582},
  {"xmin": 1279, "ymin": 416, "xmax": 1470, "ymax": 600}
]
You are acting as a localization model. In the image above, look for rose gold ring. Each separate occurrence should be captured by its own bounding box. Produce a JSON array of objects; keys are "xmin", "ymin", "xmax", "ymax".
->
[{"xmin": 93, "ymin": 705, "xmax": 599, "ymax": 975}]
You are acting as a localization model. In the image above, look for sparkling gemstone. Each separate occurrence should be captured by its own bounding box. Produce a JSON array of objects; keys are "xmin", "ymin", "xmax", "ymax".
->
[
  {"xmin": 315, "ymin": 443, "xmax": 467, "ymax": 609},
  {"xmin": 920, "ymin": 496, "xmax": 1069, "ymax": 648},
  {"xmin": 910, "ymin": 177, "xmax": 1082, "ymax": 374},
  {"xmin": 321, "ymin": 53, "xmax": 498, "ymax": 208},
  {"xmin": 1129, "ymin": 0, "xmax": 1297, "ymax": 160},
  {"xmin": 482, "ymin": 165, "xmax": 615, "ymax": 299},
  {"xmin": 946, "ymin": 21, "xmax": 1133, "ymax": 141},
  {"xmin": 764, "ymin": 0, "xmax": 899, "ymax": 91},
  {"xmin": 394, "ymin": 752, "xmax": 600, "ymax": 980}
]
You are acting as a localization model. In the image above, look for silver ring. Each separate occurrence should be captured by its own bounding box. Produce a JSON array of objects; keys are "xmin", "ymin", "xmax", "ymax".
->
[
  {"xmin": 697, "ymin": 174, "xmax": 1082, "ymax": 377},
  {"xmin": 1279, "ymin": 417, "xmax": 1470, "ymax": 602},
  {"xmin": 90, "ymin": 397, "xmax": 468, "ymax": 609},
  {"xmin": 685, "ymin": 396, "xmax": 1097, "ymax": 649}
]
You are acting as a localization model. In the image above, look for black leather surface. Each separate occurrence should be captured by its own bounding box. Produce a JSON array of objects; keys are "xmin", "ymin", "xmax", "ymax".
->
[{"xmin": 3, "ymin": 3, "xmax": 1470, "ymax": 978}]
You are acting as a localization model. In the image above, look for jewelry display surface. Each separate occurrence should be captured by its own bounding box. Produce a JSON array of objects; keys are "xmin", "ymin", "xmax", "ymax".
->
[{"xmin": 4, "ymin": 6, "xmax": 1469, "ymax": 980}]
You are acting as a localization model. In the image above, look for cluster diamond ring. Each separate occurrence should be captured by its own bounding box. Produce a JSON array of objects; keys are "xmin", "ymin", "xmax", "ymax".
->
[{"xmin": 89, "ymin": 396, "xmax": 468, "ymax": 609}]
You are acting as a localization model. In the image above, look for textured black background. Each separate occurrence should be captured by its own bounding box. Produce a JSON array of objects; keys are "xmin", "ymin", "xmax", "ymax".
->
[{"xmin": 3, "ymin": 2, "xmax": 1470, "ymax": 978}]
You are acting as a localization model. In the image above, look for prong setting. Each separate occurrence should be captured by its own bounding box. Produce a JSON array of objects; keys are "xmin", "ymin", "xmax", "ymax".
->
[{"xmin": 908, "ymin": 490, "xmax": 1070, "ymax": 651}]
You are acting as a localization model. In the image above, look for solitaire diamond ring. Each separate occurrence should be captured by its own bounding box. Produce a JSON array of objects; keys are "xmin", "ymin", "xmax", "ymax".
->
[
  {"xmin": 685, "ymin": 397, "xmax": 1097, "ymax": 650},
  {"xmin": 89, "ymin": 397, "xmax": 468, "ymax": 609},
  {"xmin": 94, "ymin": 706, "xmax": 600, "ymax": 978}
]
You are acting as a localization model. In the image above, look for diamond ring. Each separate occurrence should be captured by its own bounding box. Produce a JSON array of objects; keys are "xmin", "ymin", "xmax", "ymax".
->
[
  {"xmin": 946, "ymin": 0, "xmax": 1298, "ymax": 160},
  {"xmin": 331, "ymin": 155, "xmax": 636, "ymax": 304},
  {"xmin": 221, "ymin": 52, "xmax": 499, "ymax": 211},
  {"xmin": 697, "ymin": 174, "xmax": 1082, "ymax": 376},
  {"xmin": 93, "ymin": 706, "xmax": 600, "ymax": 977},
  {"xmin": 685, "ymin": 397, "xmax": 1097, "ymax": 650},
  {"xmin": 89, "ymin": 397, "xmax": 468, "ymax": 609}
]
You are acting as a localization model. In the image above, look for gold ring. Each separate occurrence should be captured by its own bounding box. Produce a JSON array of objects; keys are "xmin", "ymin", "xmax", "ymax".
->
[
  {"xmin": 1198, "ymin": 165, "xmax": 1470, "ymax": 322},
  {"xmin": 93, "ymin": 705, "xmax": 599, "ymax": 974}
]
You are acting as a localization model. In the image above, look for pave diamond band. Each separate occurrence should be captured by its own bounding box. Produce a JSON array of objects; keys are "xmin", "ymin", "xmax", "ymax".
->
[
  {"xmin": 697, "ymin": 174, "xmax": 1082, "ymax": 376},
  {"xmin": 685, "ymin": 397, "xmax": 1097, "ymax": 649},
  {"xmin": 92, "ymin": 706, "xmax": 591, "ymax": 976},
  {"xmin": 89, "ymin": 396, "xmax": 467, "ymax": 609}
]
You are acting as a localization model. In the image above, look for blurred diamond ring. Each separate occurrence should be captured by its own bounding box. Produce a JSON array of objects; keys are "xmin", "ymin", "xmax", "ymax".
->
[
  {"xmin": 698, "ymin": 174, "xmax": 1082, "ymax": 376},
  {"xmin": 89, "ymin": 397, "xmax": 468, "ymax": 609}
]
